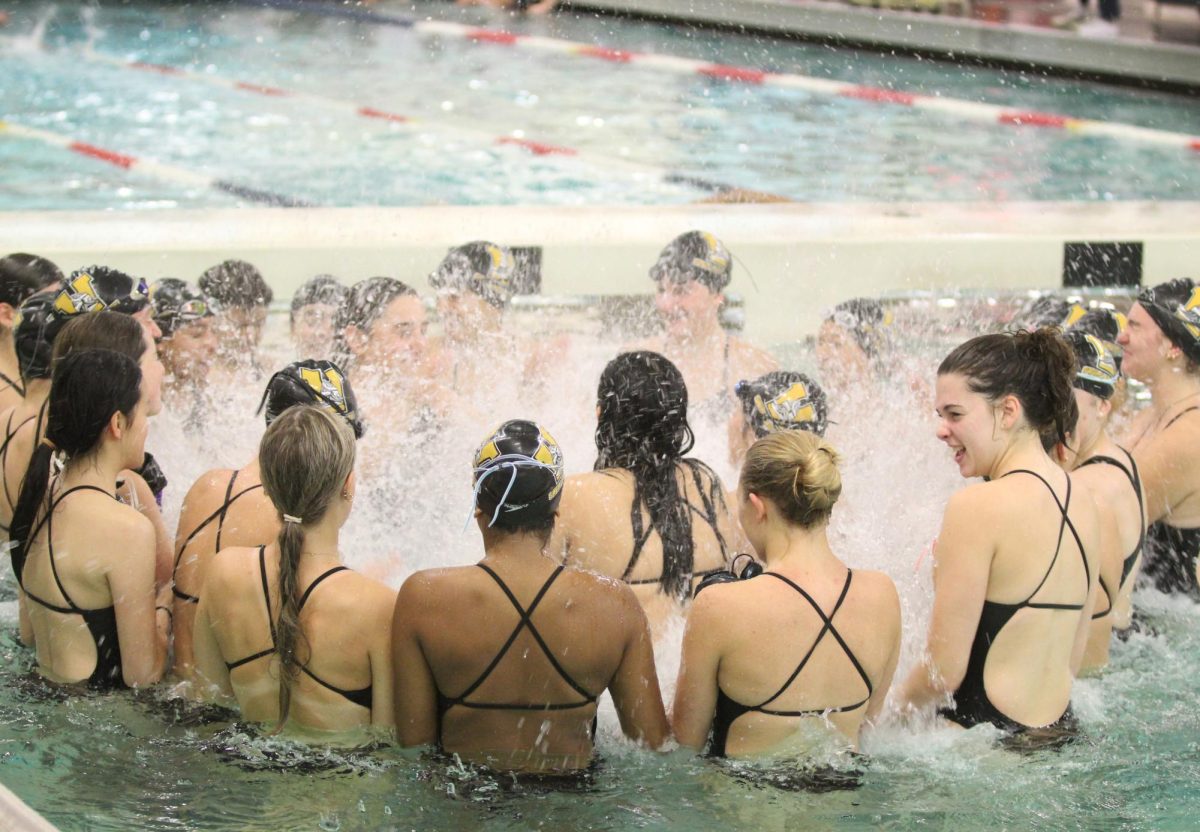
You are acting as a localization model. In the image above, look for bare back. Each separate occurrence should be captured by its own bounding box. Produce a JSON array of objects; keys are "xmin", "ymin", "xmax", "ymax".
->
[
  {"xmin": 0, "ymin": 401, "xmax": 43, "ymax": 534},
  {"xmin": 171, "ymin": 464, "xmax": 279, "ymax": 679}
]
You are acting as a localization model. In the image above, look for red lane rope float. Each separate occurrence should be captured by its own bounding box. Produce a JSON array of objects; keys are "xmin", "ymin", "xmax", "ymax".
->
[
  {"xmin": 495, "ymin": 137, "xmax": 576, "ymax": 156},
  {"xmin": 68, "ymin": 141, "xmax": 135, "ymax": 169}
]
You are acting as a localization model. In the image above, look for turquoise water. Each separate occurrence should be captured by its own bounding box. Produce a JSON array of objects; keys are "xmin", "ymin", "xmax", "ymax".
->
[{"xmin": 1, "ymin": 0, "xmax": 1199, "ymax": 208}]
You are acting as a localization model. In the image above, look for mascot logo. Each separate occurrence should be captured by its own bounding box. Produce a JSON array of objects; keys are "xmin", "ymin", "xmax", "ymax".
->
[
  {"xmin": 54, "ymin": 273, "xmax": 106, "ymax": 316},
  {"xmin": 756, "ymin": 382, "xmax": 818, "ymax": 433}
]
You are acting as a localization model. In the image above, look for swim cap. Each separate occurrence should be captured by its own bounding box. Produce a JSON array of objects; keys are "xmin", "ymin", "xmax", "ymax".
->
[
  {"xmin": 0, "ymin": 253, "xmax": 62, "ymax": 308},
  {"xmin": 198, "ymin": 259, "xmax": 273, "ymax": 309},
  {"xmin": 649, "ymin": 231, "xmax": 732, "ymax": 292},
  {"xmin": 53, "ymin": 266, "xmax": 149, "ymax": 318},
  {"xmin": 1012, "ymin": 295, "xmax": 1087, "ymax": 332},
  {"xmin": 472, "ymin": 420, "xmax": 564, "ymax": 529},
  {"xmin": 429, "ymin": 242, "xmax": 516, "ymax": 309},
  {"xmin": 1136, "ymin": 278, "xmax": 1200, "ymax": 365},
  {"xmin": 1069, "ymin": 307, "xmax": 1127, "ymax": 346},
  {"xmin": 257, "ymin": 359, "xmax": 365, "ymax": 439},
  {"xmin": 1066, "ymin": 330, "xmax": 1119, "ymax": 400},
  {"xmin": 14, "ymin": 292, "xmax": 66, "ymax": 381},
  {"xmin": 150, "ymin": 278, "xmax": 212, "ymax": 339},
  {"xmin": 335, "ymin": 277, "xmax": 417, "ymax": 337},
  {"xmin": 735, "ymin": 371, "xmax": 829, "ymax": 438},
  {"xmin": 290, "ymin": 275, "xmax": 347, "ymax": 321},
  {"xmin": 825, "ymin": 298, "xmax": 894, "ymax": 358}
]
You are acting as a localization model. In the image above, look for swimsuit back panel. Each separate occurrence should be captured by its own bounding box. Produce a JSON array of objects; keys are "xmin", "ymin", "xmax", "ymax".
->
[{"xmin": 1140, "ymin": 407, "xmax": 1200, "ymax": 597}]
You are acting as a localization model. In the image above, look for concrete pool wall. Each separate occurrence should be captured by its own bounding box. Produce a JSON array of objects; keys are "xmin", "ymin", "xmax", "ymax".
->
[{"xmin": 2, "ymin": 202, "xmax": 1197, "ymax": 346}]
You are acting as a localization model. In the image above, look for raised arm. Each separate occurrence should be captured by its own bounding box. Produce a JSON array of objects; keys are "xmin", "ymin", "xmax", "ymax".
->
[
  {"xmin": 670, "ymin": 592, "xmax": 721, "ymax": 751},
  {"xmin": 109, "ymin": 513, "xmax": 168, "ymax": 687},
  {"xmin": 391, "ymin": 574, "xmax": 440, "ymax": 747},
  {"xmin": 609, "ymin": 585, "xmax": 669, "ymax": 749},
  {"xmin": 895, "ymin": 489, "xmax": 994, "ymax": 713}
]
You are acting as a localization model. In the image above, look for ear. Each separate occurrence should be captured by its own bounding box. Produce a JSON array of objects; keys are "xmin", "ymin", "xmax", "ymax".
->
[
  {"xmin": 1054, "ymin": 442, "xmax": 1070, "ymax": 465},
  {"xmin": 998, "ymin": 394, "xmax": 1022, "ymax": 430},
  {"xmin": 343, "ymin": 324, "xmax": 369, "ymax": 358},
  {"xmin": 108, "ymin": 410, "xmax": 126, "ymax": 442},
  {"xmin": 1098, "ymin": 398, "xmax": 1113, "ymax": 420},
  {"xmin": 747, "ymin": 491, "xmax": 768, "ymax": 524},
  {"xmin": 0, "ymin": 303, "xmax": 15, "ymax": 330},
  {"xmin": 342, "ymin": 470, "xmax": 356, "ymax": 500}
]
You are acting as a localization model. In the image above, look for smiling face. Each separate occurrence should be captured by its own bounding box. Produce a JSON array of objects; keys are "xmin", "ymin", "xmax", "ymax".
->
[
  {"xmin": 654, "ymin": 278, "xmax": 722, "ymax": 339},
  {"xmin": 1117, "ymin": 302, "xmax": 1172, "ymax": 383},
  {"xmin": 364, "ymin": 294, "xmax": 428, "ymax": 364},
  {"xmin": 160, "ymin": 317, "xmax": 217, "ymax": 386},
  {"xmin": 934, "ymin": 372, "xmax": 1008, "ymax": 479},
  {"xmin": 291, "ymin": 302, "xmax": 339, "ymax": 358}
]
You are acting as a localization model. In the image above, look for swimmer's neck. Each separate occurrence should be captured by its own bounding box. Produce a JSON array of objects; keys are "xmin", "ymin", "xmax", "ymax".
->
[
  {"xmin": 1071, "ymin": 428, "xmax": 1119, "ymax": 470},
  {"xmin": 293, "ymin": 515, "xmax": 343, "ymax": 567},
  {"xmin": 1146, "ymin": 366, "xmax": 1200, "ymax": 418},
  {"xmin": 58, "ymin": 443, "xmax": 125, "ymax": 497},
  {"xmin": 0, "ymin": 338, "xmax": 19, "ymax": 384},
  {"xmin": 664, "ymin": 313, "xmax": 723, "ymax": 348},
  {"xmin": 758, "ymin": 520, "xmax": 838, "ymax": 572},
  {"xmin": 985, "ymin": 429, "xmax": 1055, "ymax": 481},
  {"xmin": 21, "ymin": 378, "xmax": 50, "ymax": 407},
  {"xmin": 479, "ymin": 526, "xmax": 554, "ymax": 564}
]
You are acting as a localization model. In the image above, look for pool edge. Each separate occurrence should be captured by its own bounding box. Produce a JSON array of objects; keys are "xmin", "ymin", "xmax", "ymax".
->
[{"xmin": 0, "ymin": 781, "xmax": 59, "ymax": 832}]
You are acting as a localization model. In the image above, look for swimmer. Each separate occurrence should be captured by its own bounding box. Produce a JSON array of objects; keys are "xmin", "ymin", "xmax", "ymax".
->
[
  {"xmin": 336, "ymin": 277, "xmax": 442, "ymax": 430},
  {"xmin": 0, "ymin": 252, "xmax": 61, "ymax": 412},
  {"xmin": 555, "ymin": 352, "xmax": 739, "ymax": 633},
  {"xmin": 54, "ymin": 265, "xmax": 162, "ymax": 340},
  {"xmin": 727, "ymin": 371, "xmax": 829, "ymax": 471},
  {"xmin": 198, "ymin": 259, "xmax": 272, "ymax": 377},
  {"xmin": 391, "ymin": 420, "xmax": 668, "ymax": 772},
  {"xmin": 895, "ymin": 328, "xmax": 1103, "ymax": 734},
  {"xmin": 11, "ymin": 349, "xmax": 169, "ymax": 689},
  {"xmin": 291, "ymin": 275, "xmax": 347, "ymax": 360},
  {"xmin": 673, "ymin": 431, "xmax": 900, "ymax": 757},
  {"xmin": 633, "ymin": 232, "xmax": 777, "ymax": 426},
  {"xmin": 1118, "ymin": 279, "xmax": 1200, "ymax": 596},
  {"xmin": 171, "ymin": 360, "xmax": 364, "ymax": 682},
  {"xmin": 816, "ymin": 298, "xmax": 894, "ymax": 397},
  {"xmin": 1051, "ymin": 331, "xmax": 1142, "ymax": 672},
  {"xmin": 191, "ymin": 405, "xmax": 395, "ymax": 731},
  {"xmin": 149, "ymin": 278, "xmax": 218, "ymax": 403},
  {"xmin": 1011, "ymin": 295, "xmax": 1087, "ymax": 332}
]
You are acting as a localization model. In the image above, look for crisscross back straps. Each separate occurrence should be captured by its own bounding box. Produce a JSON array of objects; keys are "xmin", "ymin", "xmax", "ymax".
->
[
  {"xmin": 19, "ymin": 484, "xmax": 113, "ymax": 610},
  {"xmin": 1002, "ymin": 470, "xmax": 1090, "ymax": 607},
  {"xmin": 747, "ymin": 571, "xmax": 873, "ymax": 716}
]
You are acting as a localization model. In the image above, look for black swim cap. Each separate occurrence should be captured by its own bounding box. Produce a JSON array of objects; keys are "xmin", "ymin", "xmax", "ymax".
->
[
  {"xmin": 472, "ymin": 420, "xmax": 564, "ymax": 530},
  {"xmin": 0, "ymin": 253, "xmax": 62, "ymax": 308},
  {"xmin": 429, "ymin": 242, "xmax": 516, "ymax": 309},
  {"xmin": 291, "ymin": 275, "xmax": 347, "ymax": 321},
  {"xmin": 14, "ymin": 292, "xmax": 67, "ymax": 381},
  {"xmin": 53, "ymin": 266, "xmax": 149, "ymax": 318},
  {"xmin": 199, "ymin": 259, "xmax": 273, "ymax": 309},
  {"xmin": 1066, "ymin": 330, "xmax": 1120, "ymax": 400},
  {"xmin": 825, "ymin": 298, "xmax": 893, "ymax": 358},
  {"xmin": 258, "ymin": 359, "xmax": 365, "ymax": 439},
  {"xmin": 1137, "ymin": 278, "xmax": 1200, "ymax": 365},
  {"xmin": 1013, "ymin": 295, "xmax": 1086, "ymax": 332},
  {"xmin": 649, "ymin": 231, "xmax": 732, "ymax": 292},
  {"xmin": 735, "ymin": 371, "xmax": 829, "ymax": 438},
  {"xmin": 150, "ymin": 278, "xmax": 212, "ymax": 339}
]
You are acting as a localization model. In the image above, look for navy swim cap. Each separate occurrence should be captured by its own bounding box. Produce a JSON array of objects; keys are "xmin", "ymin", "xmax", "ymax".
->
[
  {"xmin": 735, "ymin": 371, "xmax": 829, "ymax": 438},
  {"xmin": 150, "ymin": 278, "xmax": 212, "ymax": 339},
  {"xmin": 258, "ymin": 359, "xmax": 365, "ymax": 439},
  {"xmin": 429, "ymin": 242, "xmax": 517, "ymax": 309},
  {"xmin": 1066, "ymin": 330, "xmax": 1120, "ymax": 400},
  {"xmin": 1137, "ymin": 278, "xmax": 1200, "ymax": 365},
  {"xmin": 14, "ymin": 292, "xmax": 66, "ymax": 381},
  {"xmin": 53, "ymin": 266, "xmax": 149, "ymax": 318},
  {"xmin": 472, "ymin": 420, "xmax": 564, "ymax": 529},
  {"xmin": 1013, "ymin": 295, "xmax": 1087, "ymax": 332},
  {"xmin": 649, "ymin": 231, "xmax": 732, "ymax": 292}
]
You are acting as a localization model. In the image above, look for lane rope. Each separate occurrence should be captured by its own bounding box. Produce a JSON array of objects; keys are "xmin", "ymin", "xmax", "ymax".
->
[{"xmin": 239, "ymin": 0, "xmax": 1200, "ymax": 153}]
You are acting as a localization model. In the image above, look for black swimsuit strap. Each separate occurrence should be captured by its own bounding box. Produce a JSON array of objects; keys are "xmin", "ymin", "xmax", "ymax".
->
[
  {"xmin": 175, "ymin": 473, "xmax": 263, "ymax": 570},
  {"xmin": 296, "ymin": 565, "xmax": 349, "ymax": 611},
  {"xmin": 1163, "ymin": 405, "xmax": 1200, "ymax": 431},
  {"xmin": 0, "ymin": 369, "xmax": 24, "ymax": 398},
  {"xmin": 687, "ymin": 461, "xmax": 729, "ymax": 559},
  {"xmin": 1001, "ymin": 469, "xmax": 1091, "ymax": 605},
  {"xmin": 447, "ymin": 564, "xmax": 595, "ymax": 706},
  {"xmin": 23, "ymin": 484, "xmax": 114, "ymax": 610},
  {"xmin": 258, "ymin": 545, "xmax": 276, "ymax": 645},
  {"xmin": 1079, "ymin": 446, "xmax": 1145, "ymax": 599},
  {"xmin": 750, "ymin": 570, "xmax": 872, "ymax": 711},
  {"xmin": 0, "ymin": 410, "xmax": 37, "ymax": 515}
]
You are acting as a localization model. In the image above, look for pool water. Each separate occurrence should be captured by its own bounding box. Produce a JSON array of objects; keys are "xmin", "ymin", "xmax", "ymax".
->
[
  {"xmin": 1, "ymin": 305, "xmax": 1200, "ymax": 830},
  {"xmin": 1, "ymin": 0, "xmax": 1199, "ymax": 209}
]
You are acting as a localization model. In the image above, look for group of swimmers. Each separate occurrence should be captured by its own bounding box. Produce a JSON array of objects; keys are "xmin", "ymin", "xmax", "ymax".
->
[{"xmin": 1, "ymin": 235, "xmax": 1198, "ymax": 774}]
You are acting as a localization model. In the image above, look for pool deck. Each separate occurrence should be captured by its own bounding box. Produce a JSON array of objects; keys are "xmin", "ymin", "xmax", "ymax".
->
[
  {"xmin": 0, "ymin": 781, "xmax": 57, "ymax": 832},
  {"xmin": 3, "ymin": 201, "xmax": 1197, "ymax": 346},
  {"xmin": 563, "ymin": 0, "xmax": 1200, "ymax": 90}
]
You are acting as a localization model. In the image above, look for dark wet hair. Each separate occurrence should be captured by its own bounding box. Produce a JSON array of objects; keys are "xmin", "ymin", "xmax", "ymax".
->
[
  {"xmin": 10, "ymin": 350, "xmax": 142, "ymax": 582},
  {"xmin": 473, "ymin": 419, "xmax": 564, "ymax": 535},
  {"xmin": 53, "ymin": 311, "xmax": 147, "ymax": 367},
  {"xmin": 0, "ymin": 253, "xmax": 62, "ymax": 308},
  {"xmin": 939, "ymin": 328, "xmax": 1077, "ymax": 446},
  {"xmin": 290, "ymin": 275, "xmax": 347, "ymax": 324},
  {"xmin": 335, "ymin": 277, "xmax": 417, "ymax": 336},
  {"xmin": 199, "ymin": 259, "xmax": 273, "ymax": 309},
  {"xmin": 595, "ymin": 351, "xmax": 728, "ymax": 600},
  {"xmin": 649, "ymin": 231, "xmax": 732, "ymax": 293},
  {"xmin": 15, "ymin": 293, "xmax": 66, "ymax": 382}
]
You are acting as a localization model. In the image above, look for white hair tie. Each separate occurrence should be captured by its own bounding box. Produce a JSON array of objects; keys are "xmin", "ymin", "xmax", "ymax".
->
[{"xmin": 282, "ymin": 514, "xmax": 303, "ymax": 525}]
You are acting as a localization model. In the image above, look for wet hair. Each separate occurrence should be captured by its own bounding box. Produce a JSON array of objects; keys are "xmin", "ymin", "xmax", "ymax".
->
[
  {"xmin": 938, "ymin": 328, "xmax": 1077, "ymax": 447},
  {"xmin": 335, "ymin": 277, "xmax": 417, "ymax": 338},
  {"xmin": 741, "ymin": 430, "xmax": 841, "ymax": 529},
  {"xmin": 0, "ymin": 253, "xmax": 62, "ymax": 309},
  {"xmin": 52, "ymin": 312, "xmax": 146, "ymax": 366},
  {"xmin": 198, "ymin": 259, "xmax": 273, "ymax": 309},
  {"xmin": 14, "ymin": 293, "xmax": 66, "ymax": 382},
  {"xmin": 595, "ymin": 351, "xmax": 727, "ymax": 600},
  {"xmin": 290, "ymin": 275, "xmax": 347, "ymax": 324},
  {"xmin": 257, "ymin": 406, "xmax": 356, "ymax": 729},
  {"xmin": 10, "ymin": 350, "xmax": 142, "ymax": 581}
]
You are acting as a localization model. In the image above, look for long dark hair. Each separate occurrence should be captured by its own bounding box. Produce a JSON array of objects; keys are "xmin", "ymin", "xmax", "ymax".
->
[
  {"xmin": 53, "ymin": 311, "xmax": 147, "ymax": 364},
  {"xmin": 10, "ymin": 350, "xmax": 142, "ymax": 581},
  {"xmin": 257, "ymin": 405, "xmax": 356, "ymax": 729},
  {"xmin": 938, "ymin": 327, "xmax": 1077, "ymax": 447},
  {"xmin": 594, "ymin": 351, "xmax": 726, "ymax": 599}
]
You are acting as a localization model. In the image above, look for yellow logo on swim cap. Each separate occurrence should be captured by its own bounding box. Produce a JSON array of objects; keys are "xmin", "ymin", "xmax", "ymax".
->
[
  {"xmin": 1174, "ymin": 287, "xmax": 1200, "ymax": 341},
  {"xmin": 755, "ymin": 382, "xmax": 817, "ymax": 433},
  {"xmin": 299, "ymin": 366, "xmax": 349, "ymax": 414},
  {"xmin": 1077, "ymin": 334, "xmax": 1119, "ymax": 387},
  {"xmin": 692, "ymin": 232, "xmax": 730, "ymax": 275},
  {"xmin": 474, "ymin": 436, "xmax": 501, "ymax": 468},
  {"xmin": 1064, "ymin": 303, "xmax": 1088, "ymax": 328},
  {"xmin": 535, "ymin": 426, "xmax": 565, "ymax": 500},
  {"xmin": 54, "ymin": 273, "xmax": 106, "ymax": 316}
]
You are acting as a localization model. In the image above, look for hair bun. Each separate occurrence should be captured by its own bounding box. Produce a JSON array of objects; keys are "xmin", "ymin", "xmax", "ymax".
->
[{"xmin": 743, "ymin": 430, "xmax": 841, "ymax": 528}]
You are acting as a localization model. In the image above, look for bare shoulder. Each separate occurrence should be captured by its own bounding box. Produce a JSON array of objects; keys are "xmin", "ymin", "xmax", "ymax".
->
[
  {"xmin": 565, "ymin": 470, "xmax": 630, "ymax": 503},
  {"xmin": 561, "ymin": 567, "xmax": 647, "ymax": 624},
  {"xmin": 729, "ymin": 335, "xmax": 778, "ymax": 375},
  {"xmin": 397, "ymin": 565, "xmax": 474, "ymax": 608},
  {"xmin": 105, "ymin": 500, "xmax": 156, "ymax": 548},
  {"xmin": 181, "ymin": 468, "xmax": 237, "ymax": 509},
  {"xmin": 204, "ymin": 546, "xmax": 262, "ymax": 588},
  {"xmin": 849, "ymin": 568, "xmax": 901, "ymax": 610}
]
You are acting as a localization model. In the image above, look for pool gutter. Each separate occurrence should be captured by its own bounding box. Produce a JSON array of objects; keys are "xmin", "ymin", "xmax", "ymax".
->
[
  {"xmin": 0, "ymin": 782, "xmax": 58, "ymax": 832},
  {"xmin": 562, "ymin": 0, "xmax": 1200, "ymax": 92}
]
